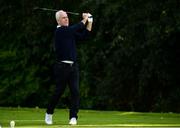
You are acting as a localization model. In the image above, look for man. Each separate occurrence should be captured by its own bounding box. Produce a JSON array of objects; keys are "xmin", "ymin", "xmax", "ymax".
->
[{"xmin": 45, "ymin": 10, "xmax": 93, "ymax": 125}]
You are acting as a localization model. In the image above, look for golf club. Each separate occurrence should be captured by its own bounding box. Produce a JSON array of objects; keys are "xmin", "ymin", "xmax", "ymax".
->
[{"xmin": 33, "ymin": 7, "xmax": 80, "ymax": 16}]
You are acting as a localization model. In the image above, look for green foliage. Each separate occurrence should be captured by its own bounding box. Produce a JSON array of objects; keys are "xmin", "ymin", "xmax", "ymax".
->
[{"xmin": 80, "ymin": 0, "xmax": 180, "ymax": 112}]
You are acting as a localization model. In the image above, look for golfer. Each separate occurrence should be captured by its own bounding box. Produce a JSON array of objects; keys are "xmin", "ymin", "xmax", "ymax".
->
[{"xmin": 45, "ymin": 10, "xmax": 93, "ymax": 125}]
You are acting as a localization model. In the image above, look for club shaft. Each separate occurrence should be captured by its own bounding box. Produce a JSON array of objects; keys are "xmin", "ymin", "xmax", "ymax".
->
[
  {"xmin": 40, "ymin": 8, "xmax": 58, "ymax": 12},
  {"xmin": 34, "ymin": 7, "xmax": 79, "ymax": 15},
  {"xmin": 67, "ymin": 11, "xmax": 79, "ymax": 16}
]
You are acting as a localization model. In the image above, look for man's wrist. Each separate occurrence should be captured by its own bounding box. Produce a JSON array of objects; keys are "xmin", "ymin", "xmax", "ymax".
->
[{"xmin": 81, "ymin": 19, "xmax": 87, "ymax": 25}]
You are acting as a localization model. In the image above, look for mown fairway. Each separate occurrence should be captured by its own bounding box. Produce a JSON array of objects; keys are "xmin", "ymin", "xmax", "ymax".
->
[{"xmin": 0, "ymin": 107, "xmax": 180, "ymax": 128}]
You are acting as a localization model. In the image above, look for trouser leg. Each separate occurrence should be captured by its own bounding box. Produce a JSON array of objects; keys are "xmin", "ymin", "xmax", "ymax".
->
[
  {"xmin": 46, "ymin": 63, "xmax": 67, "ymax": 114},
  {"xmin": 68, "ymin": 66, "xmax": 79, "ymax": 119}
]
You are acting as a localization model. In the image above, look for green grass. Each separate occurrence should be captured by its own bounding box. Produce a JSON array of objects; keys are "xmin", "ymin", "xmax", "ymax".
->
[{"xmin": 0, "ymin": 107, "xmax": 180, "ymax": 128}]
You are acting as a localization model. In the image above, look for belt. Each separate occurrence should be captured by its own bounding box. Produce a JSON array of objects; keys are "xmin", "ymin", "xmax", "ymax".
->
[{"xmin": 56, "ymin": 60, "xmax": 74, "ymax": 67}]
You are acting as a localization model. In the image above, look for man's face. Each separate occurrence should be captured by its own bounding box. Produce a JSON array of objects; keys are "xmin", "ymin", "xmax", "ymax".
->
[{"xmin": 59, "ymin": 11, "xmax": 69, "ymax": 26}]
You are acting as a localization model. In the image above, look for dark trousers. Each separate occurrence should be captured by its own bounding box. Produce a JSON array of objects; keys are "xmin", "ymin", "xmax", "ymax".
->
[{"xmin": 46, "ymin": 62, "xmax": 79, "ymax": 119}]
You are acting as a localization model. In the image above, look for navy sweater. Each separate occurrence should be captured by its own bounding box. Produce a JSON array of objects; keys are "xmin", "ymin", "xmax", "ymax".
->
[{"xmin": 54, "ymin": 22, "xmax": 90, "ymax": 62}]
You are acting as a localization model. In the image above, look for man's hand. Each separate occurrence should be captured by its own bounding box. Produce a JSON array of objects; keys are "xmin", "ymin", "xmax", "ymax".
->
[
  {"xmin": 87, "ymin": 13, "xmax": 93, "ymax": 23},
  {"xmin": 81, "ymin": 13, "xmax": 89, "ymax": 25},
  {"xmin": 82, "ymin": 13, "xmax": 89, "ymax": 20},
  {"xmin": 81, "ymin": 12, "xmax": 93, "ymax": 31}
]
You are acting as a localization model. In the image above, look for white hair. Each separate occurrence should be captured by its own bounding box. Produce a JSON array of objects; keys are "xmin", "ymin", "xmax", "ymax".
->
[{"xmin": 55, "ymin": 10, "xmax": 64, "ymax": 24}]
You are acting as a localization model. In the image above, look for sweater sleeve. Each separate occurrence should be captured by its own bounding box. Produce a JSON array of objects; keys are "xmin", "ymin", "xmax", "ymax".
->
[
  {"xmin": 69, "ymin": 22, "xmax": 85, "ymax": 32},
  {"xmin": 69, "ymin": 22, "xmax": 90, "ymax": 41}
]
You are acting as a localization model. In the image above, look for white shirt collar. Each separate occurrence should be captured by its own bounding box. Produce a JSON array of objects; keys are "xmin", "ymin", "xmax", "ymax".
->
[{"xmin": 57, "ymin": 25, "xmax": 61, "ymax": 28}]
